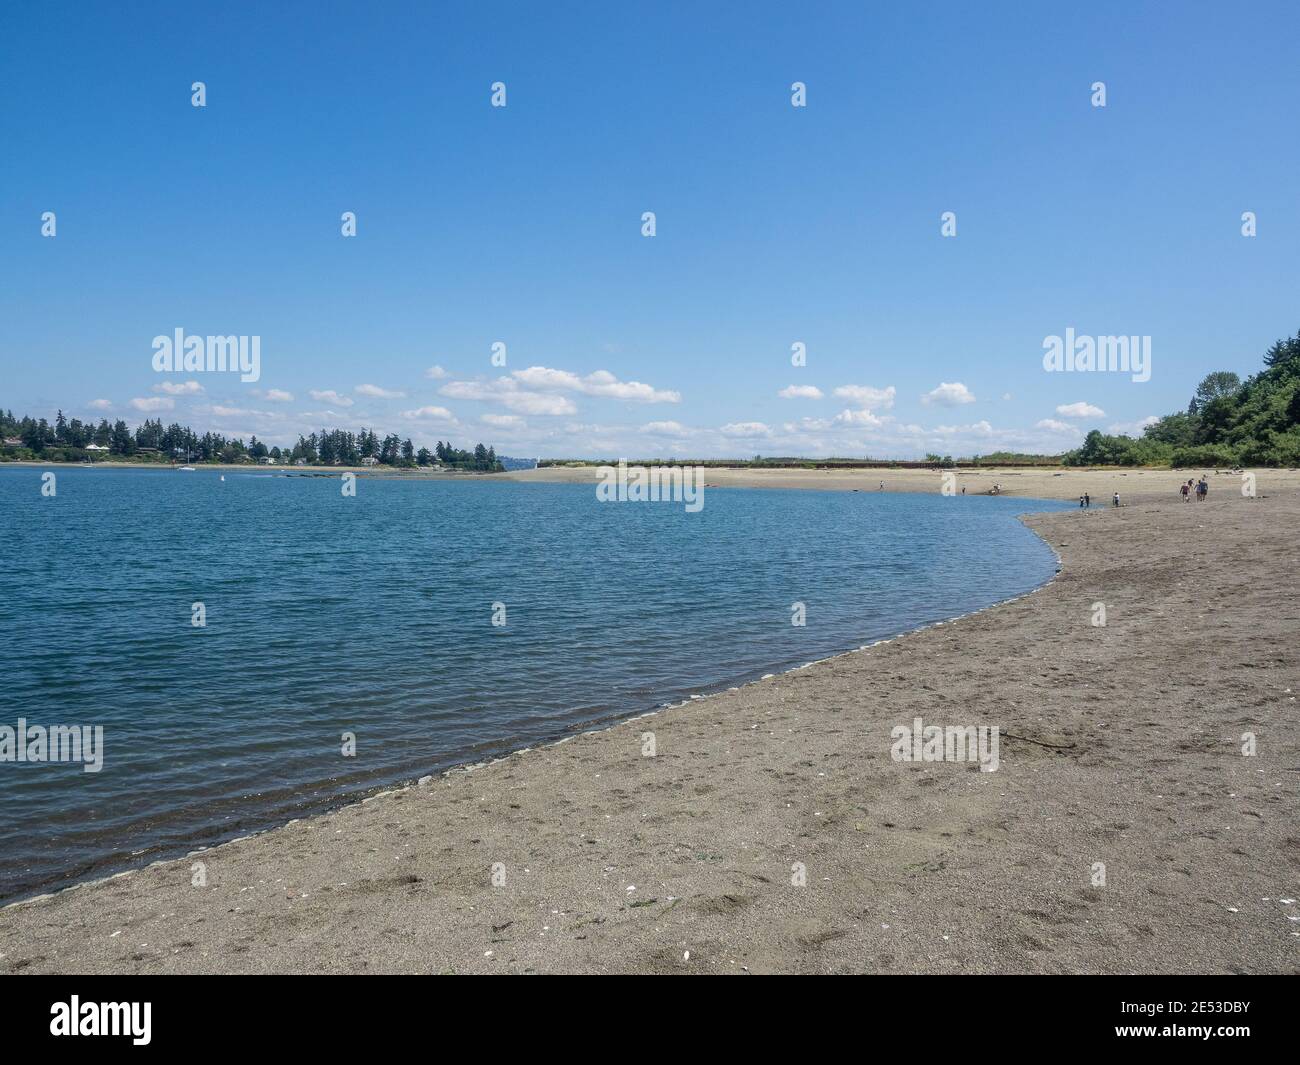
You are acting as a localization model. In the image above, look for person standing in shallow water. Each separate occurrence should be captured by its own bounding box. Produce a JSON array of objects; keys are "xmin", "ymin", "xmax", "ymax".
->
[
  {"xmin": 1113, "ymin": 492, "xmax": 1120, "ymax": 507},
  {"xmin": 1084, "ymin": 493, "xmax": 1091, "ymax": 508}
]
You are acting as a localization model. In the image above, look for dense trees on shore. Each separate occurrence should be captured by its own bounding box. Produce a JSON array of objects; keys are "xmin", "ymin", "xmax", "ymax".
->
[
  {"xmin": 292, "ymin": 431, "xmax": 500, "ymax": 471},
  {"xmin": 0, "ymin": 410, "xmax": 503, "ymax": 471},
  {"xmin": 1064, "ymin": 331, "xmax": 1300, "ymax": 468}
]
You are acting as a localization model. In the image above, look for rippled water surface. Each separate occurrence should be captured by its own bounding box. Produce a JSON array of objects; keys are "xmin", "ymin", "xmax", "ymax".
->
[{"xmin": 0, "ymin": 467, "xmax": 1068, "ymax": 899}]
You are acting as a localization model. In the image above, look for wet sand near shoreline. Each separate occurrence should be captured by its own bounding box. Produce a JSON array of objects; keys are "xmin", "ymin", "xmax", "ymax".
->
[{"xmin": 2, "ymin": 480, "xmax": 1297, "ymax": 974}]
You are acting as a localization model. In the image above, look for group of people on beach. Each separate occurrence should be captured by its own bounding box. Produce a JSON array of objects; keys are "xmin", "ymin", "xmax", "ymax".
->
[{"xmin": 1076, "ymin": 477, "xmax": 1210, "ymax": 510}]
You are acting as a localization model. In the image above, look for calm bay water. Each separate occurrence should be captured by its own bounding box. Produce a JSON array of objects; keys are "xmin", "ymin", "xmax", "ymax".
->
[{"xmin": 0, "ymin": 467, "xmax": 1067, "ymax": 900}]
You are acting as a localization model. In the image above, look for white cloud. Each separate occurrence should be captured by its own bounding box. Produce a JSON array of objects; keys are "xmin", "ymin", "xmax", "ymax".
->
[
  {"xmin": 921, "ymin": 382, "xmax": 976, "ymax": 406},
  {"xmin": 505, "ymin": 391, "xmax": 577, "ymax": 415},
  {"xmin": 1106, "ymin": 415, "xmax": 1160, "ymax": 436},
  {"xmin": 439, "ymin": 378, "xmax": 577, "ymax": 416},
  {"xmin": 760, "ymin": 411, "xmax": 1084, "ymax": 459},
  {"xmin": 833, "ymin": 408, "xmax": 885, "ymax": 428},
  {"xmin": 833, "ymin": 385, "xmax": 896, "ymax": 409},
  {"xmin": 130, "ymin": 396, "xmax": 175, "ymax": 412},
  {"xmin": 424, "ymin": 365, "xmax": 448, "ymax": 379},
  {"xmin": 933, "ymin": 419, "xmax": 994, "ymax": 437},
  {"xmin": 640, "ymin": 420, "xmax": 689, "ymax": 435},
  {"xmin": 511, "ymin": 366, "xmax": 681, "ymax": 403},
  {"xmin": 434, "ymin": 407, "xmax": 1091, "ymax": 462},
  {"xmin": 509, "ymin": 367, "xmax": 583, "ymax": 391},
  {"xmin": 260, "ymin": 389, "xmax": 294, "ymax": 402},
  {"xmin": 435, "ymin": 366, "xmax": 678, "ymax": 420},
  {"xmin": 778, "ymin": 385, "xmax": 824, "ymax": 400},
  {"xmin": 400, "ymin": 405, "xmax": 455, "ymax": 421},
  {"xmin": 720, "ymin": 421, "xmax": 772, "ymax": 438},
  {"xmin": 209, "ymin": 405, "xmax": 280, "ymax": 418},
  {"xmin": 1056, "ymin": 402, "xmax": 1105, "ymax": 418},
  {"xmin": 1035, "ymin": 418, "xmax": 1081, "ymax": 433},
  {"xmin": 481, "ymin": 413, "xmax": 525, "ymax": 429},
  {"xmin": 355, "ymin": 383, "xmax": 406, "ymax": 399},
  {"xmin": 438, "ymin": 381, "xmax": 494, "ymax": 401},
  {"xmin": 153, "ymin": 380, "xmax": 203, "ymax": 396},
  {"xmin": 87, "ymin": 399, "xmax": 112, "ymax": 410},
  {"xmin": 308, "ymin": 389, "xmax": 354, "ymax": 407}
]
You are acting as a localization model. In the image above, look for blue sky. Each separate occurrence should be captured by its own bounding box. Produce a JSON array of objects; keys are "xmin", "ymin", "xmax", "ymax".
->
[{"xmin": 2, "ymin": 1, "xmax": 1298, "ymax": 458}]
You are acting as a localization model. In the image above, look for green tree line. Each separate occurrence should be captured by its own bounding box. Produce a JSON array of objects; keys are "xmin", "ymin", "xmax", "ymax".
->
[
  {"xmin": 0, "ymin": 410, "xmax": 503, "ymax": 472},
  {"xmin": 1064, "ymin": 331, "xmax": 1300, "ymax": 468}
]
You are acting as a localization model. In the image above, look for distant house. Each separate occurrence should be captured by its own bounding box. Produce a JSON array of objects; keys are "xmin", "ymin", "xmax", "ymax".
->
[
  {"xmin": 259, "ymin": 456, "xmax": 277, "ymax": 465},
  {"xmin": 360, "ymin": 456, "xmax": 379, "ymax": 466},
  {"xmin": 294, "ymin": 458, "xmax": 307, "ymax": 466},
  {"xmin": 3, "ymin": 437, "xmax": 22, "ymax": 447},
  {"xmin": 85, "ymin": 443, "xmax": 110, "ymax": 452}
]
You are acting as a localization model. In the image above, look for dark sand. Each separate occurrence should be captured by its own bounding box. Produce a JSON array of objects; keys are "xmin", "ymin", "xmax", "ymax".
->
[{"xmin": 2, "ymin": 480, "xmax": 1297, "ymax": 973}]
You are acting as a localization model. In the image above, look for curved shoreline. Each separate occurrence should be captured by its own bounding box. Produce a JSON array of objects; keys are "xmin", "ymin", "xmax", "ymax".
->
[
  {"xmin": 3, "ymin": 488, "xmax": 1297, "ymax": 974},
  {"xmin": 1, "ymin": 500, "xmax": 1063, "ymax": 909}
]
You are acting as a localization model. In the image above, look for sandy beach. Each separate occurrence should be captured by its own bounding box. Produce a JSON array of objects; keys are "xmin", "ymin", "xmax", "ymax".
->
[
  {"xmin": 2, "ymin": 469, "xmax": 1297, "ymax": 974},
  {"xmin": 503, "ymin": 462, "xmax": 1300, "ymax": 503}
]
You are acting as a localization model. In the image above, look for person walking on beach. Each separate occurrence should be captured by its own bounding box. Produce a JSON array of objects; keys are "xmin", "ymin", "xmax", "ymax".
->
[
  {"xmin": 1112, "ymin": 491, "xmax": 1120, "ymax": 507},
  {"xmin": 1197, "ymin": 477, "xmax": 1208, "ymax": 501},
  {"xmin": 1181, "ymin": 480, "xmax": 1190, "ymax": 502}
]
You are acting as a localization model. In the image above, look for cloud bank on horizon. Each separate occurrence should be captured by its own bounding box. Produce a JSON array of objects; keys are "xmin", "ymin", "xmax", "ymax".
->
[{"xmin": 79, "ymin": 364, "xmax": 1122, "ymax": 460}]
